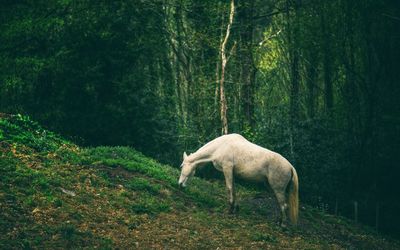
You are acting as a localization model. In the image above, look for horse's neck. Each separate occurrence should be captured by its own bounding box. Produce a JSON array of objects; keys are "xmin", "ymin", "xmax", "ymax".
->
[{"xmin": 188, "ymin": 142, "xmax": 216, "ymax": 165}]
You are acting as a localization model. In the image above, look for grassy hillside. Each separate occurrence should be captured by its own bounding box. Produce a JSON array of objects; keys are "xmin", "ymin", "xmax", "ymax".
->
[{"xmin": 1, "ymin": 113, "xmax": 399, "ymax": 249}]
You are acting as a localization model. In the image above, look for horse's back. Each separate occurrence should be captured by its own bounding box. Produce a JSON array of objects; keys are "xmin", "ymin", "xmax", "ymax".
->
[
  {"xmin": 212, "ymin": 134, "xmax": 293, "ymax": 183},
  {"xmin": 216, "ymin": 133, "xmax": 246, "ymax": 143},
  {"xmin": 210, "ymin": 134, "xmax": 268, "ymax": 181}
]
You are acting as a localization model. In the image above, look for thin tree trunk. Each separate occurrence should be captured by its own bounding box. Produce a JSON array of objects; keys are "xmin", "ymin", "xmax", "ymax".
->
[
  {"xmin": 174, "ymin": 2, "xmax": 188, "ymax": 126},
  {"xmin": 354, "ymin": 201, "xmax": 358, "ymax": 223},
  {"xmin": 162, "ymin": 3, "xmax": 183, "ymax": 125},
  {"xmin": 321, "ymin": 3, "xmax": 333, "ymax": 115},
  {"xmin": 306, "ymin": 50, "xmax": 317, "ymax": 118},
  {"xmin": 220, "ymin": 0, "xmax": 235, "ymax": 135},
  {"xmin": 287, "ymin": 0, "xmax": 301, "ymax": 161},
  {"xmin": 215, "ymin": 2, "xmax": 224, "ymax": 117}
]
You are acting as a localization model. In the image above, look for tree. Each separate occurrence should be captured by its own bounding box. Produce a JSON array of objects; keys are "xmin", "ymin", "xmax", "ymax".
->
[{"xmin": 219, "ymin": 0, "xmax": 235, "ymax": 135}]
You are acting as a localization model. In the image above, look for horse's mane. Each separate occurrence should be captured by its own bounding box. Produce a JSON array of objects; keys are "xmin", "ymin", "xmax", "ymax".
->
[{"xmin": 189, "ymin": 134, "xmax": 245, "ymax": 162}]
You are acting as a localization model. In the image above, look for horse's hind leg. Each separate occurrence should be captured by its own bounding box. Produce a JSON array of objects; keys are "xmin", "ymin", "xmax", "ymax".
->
[
  {"xmin": 269, "ymin": 177, "xmax": 289, "ymax": 226},
  {"xmin": 268, "ymin": 167, "xmax": 291, "ymax": 226},
  {"xmin": 273, "ymin": 191, "xmax": 288, "ymax": 226}
]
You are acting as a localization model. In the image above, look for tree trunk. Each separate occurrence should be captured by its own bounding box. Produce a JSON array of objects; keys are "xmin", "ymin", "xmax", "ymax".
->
[
  {"xmin": 306, "ymin": 56, "xmax": 317, "ymax": 118},
  {"xmin": 287, "ymin": 0, "xmax": 301, "ymax": 161},
  {"xmin": 220, "ymin": 0, "xmax": 235, "ymax": 135},
  {"xmin": 215, "ymin": 2, "xmax": 224, "ymax": 118},
  {"xmin": 321, "ymin": 3, "xmax": 333, "ymax": 115}
]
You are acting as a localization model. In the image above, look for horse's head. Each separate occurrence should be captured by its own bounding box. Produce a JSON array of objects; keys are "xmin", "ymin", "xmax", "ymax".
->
[{"xmin": 178, "ymin": 152, "xmax": 196, "ymax": 188}]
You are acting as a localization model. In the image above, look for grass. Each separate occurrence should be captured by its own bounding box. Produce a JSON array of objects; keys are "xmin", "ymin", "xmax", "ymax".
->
[{"xmin": 1, "ymin": 113, "xmax": 399, "ymax": 249}]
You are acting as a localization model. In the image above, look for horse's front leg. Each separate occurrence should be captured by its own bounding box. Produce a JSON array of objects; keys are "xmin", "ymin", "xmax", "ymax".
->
[{"xmin": 222, "ymin": 167, "xmax": 238, "ymax": 214}]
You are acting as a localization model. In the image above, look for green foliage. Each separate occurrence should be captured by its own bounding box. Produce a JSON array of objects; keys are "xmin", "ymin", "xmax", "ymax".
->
[
  {"xmin": 84, "ymin": 146, "xmax": 221, "ymax": 209},
  {"xmin": 251, "ymin": 233, "xmax": 278, "ymax": 243},
  {"xmin": 85, "ymin": 147, "xmax": 177, "ymax": 186},
  {"xmin": 59, "ymin": 224, "xmax": 77, "ymax": 241},
  {"xmin": 130, "ymin": 193, "xmax": 170, "ymax": 215},
  {"xmin": 0, "ymin": 114, "xmax": 70, "ymax": 152},
  {"xmin": 128, "ymin": 177, "xmax": 161, "ymax": 195},
  {"xmin": 0, "ymin": 156, "xmax": 18, "ymax": 181}
]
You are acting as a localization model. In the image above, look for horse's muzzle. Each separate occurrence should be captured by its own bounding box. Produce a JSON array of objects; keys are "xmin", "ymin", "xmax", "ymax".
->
[
  {"xmin": 178, "ymin": 179, "xmax": 187, "ymax": 188},
  {"xmin": 178, "ymin": 174, "xmax": 188, "ymax": 188}
]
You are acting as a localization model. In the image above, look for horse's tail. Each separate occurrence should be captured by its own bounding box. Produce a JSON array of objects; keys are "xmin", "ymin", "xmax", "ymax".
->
[{"xmin": 288, "ymin": 166, "xmax": 299, "ymax": 225}]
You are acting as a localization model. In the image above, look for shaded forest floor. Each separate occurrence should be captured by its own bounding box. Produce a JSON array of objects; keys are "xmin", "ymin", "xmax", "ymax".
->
[{"xmin": 1, "ymin": 113, "xmax": 399, "ymax": 249}]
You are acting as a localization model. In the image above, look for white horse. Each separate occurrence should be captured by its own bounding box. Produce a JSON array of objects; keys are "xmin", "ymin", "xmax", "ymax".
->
[{"xmin": 178, "ymin": 134, "xmax": 299, "ymax": 225}]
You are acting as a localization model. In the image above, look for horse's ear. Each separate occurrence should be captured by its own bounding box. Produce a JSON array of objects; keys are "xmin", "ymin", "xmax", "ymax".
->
[{"xmin": 183, "ymin": 152, "xmax": 187, "ymax": 160}]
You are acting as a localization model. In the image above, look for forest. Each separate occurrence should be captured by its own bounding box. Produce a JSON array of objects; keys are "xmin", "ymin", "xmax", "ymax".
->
[{"xmin": 1, "ymin": 0, "xmax": 400, "ymax": 242}]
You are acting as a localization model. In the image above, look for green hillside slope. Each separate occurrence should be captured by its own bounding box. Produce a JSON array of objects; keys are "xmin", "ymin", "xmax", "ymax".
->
[{"xmin": 1, "ymin": 113, "xmax": 398, "ymax": 249}]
